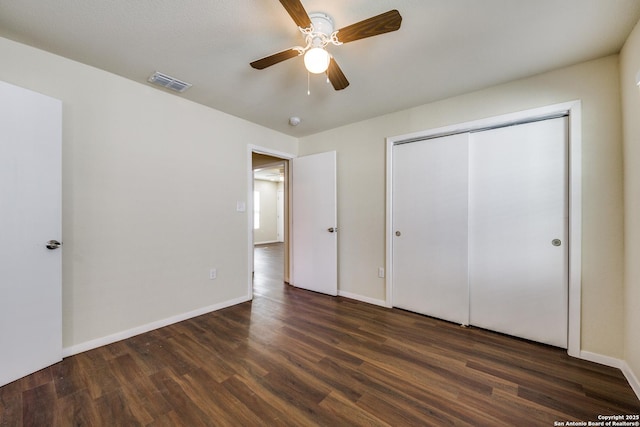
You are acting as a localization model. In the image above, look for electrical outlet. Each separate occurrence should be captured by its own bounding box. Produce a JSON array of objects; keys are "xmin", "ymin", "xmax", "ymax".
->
[
  {"xmin": 378, "ymin": 267, "xmax": 385, "ymax": 278},
  {"xmin": 209, "ymin": 268, "xmax": 217, "ymax": 280}
]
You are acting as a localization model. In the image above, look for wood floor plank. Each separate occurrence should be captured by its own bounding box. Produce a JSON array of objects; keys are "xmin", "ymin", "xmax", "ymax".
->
[
  {"xmin": 55, "ymin": 389, "xmax": 103, "ymax": 427},
  {"xmin": 318, "ymin": 391, "xmax": 391, "ymax": 427},
  {"xmin": 94, "ymin": 389, "xmax": 142, "ymax": 426},
  {"xmin": 278, "ymin": 353, "xmax": 364, "ymax": 403},
  {"xmin": 51, "ymin": 357, "xmax": 86, "ymax": 400},
  {"xmin": 148, "ymin": 369, "xmax": 211, "ymax": 427},
  {"xmin": 73, "ymin": 348, "xmax": 120, "ymax": 400},
  {"xmin": 279, "ymin": 325, "xmax": 365, "ymax": 367},
  {"xmin": 16, "ymin": 368, "xmax": 53, "ymax": 395},
  {"xmin": 222, "ymin": 374, "xmax": 300, "ymax": 427},
  {"xmin": 22, "ymin": 383, "xmax": 56, "ymax": 426},
  {"xmin": 457, "ymin": 387, "xmax": 560, "ymax": 426},
  {"xmin": 0, "ymin": 385, "xmax": 23, "ymax": 427},
  {"xmin": 224, "ymin": 372, "xmax": 329, "ymax": 426},
  {"xmin": 119, "ymin": 374, "xmax": 172, "ymax": 423},
  {"xmin": 1, "ymin": 242, "xmax": 638, "ymax": 425},
  {"xmin": 176, "ymin": 370, "xmax": 264, "ymax": 426},
  {"xmin": 360, "ymin": 361, "xmax": 499, "ymax": 425},
  {"xmin": 357, "ymin": 389, "xmax": 455, "ymax": 426}
]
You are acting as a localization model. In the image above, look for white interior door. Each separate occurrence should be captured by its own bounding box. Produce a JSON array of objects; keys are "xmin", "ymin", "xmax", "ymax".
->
[
  {"xmin": 468, "ymin": 117, "xmax": 568, "ymax": 348},
  {"xmin": 0, "ymin": 80, "xmax": 63, "ymax": 386},
  {"xmin": 392, "ymin": 134, "xmax": 470, "ymax": 324},
  {"xmin": 292, "ymin": 151, "xmax": 337, "ymax": 296}
]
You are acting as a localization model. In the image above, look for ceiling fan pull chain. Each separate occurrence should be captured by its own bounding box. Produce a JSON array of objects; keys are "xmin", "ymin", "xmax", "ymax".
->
[{"xmin": 307, "ymin": 71, "xmax": 311, "ymax": 95}]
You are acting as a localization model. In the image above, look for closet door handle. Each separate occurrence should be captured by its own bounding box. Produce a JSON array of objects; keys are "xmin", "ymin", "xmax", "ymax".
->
[{"xmin": 46, "ymin": 240, "xmax": 62, "ymax": 250}]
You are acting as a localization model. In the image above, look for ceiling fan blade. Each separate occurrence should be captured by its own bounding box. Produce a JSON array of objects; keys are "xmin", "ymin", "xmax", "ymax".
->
[
  {"xmin": 250, "ymin": 48, "xmax": 300, "ymax": 70},
  {"xmin": 335, "ymin": 9, "xmax": 402, "ymax": 44},
  {"xmin": 279, "ymin": 0, "xmax": 312, "ymax": 28},
  {"xmin": 327, "ymin": 57, "xmax": 349, "ymax": 91}
]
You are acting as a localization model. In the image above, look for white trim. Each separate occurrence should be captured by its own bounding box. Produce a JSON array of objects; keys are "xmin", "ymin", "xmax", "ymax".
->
[
  {"xmin": 247, "ymin": 144, "xmax": 296, "ymax": 299},
  {"xmin": 622, "ymin": 361, "xmax": 640, "ymax": 400},
  {"xmin": 338, "ymin": 291, "xmax": 387, "ymax": 307},
  {"xmin": 254, "ymin": 240, "xmax": 283, "ymax": 245},
  {"xmin": 566, "ymin": 103, "xmax": 582, "ymax": 358},
  {"xmin": 385, "ymin": 140, "xmax": 394, "ymax": 308},
  {"xmin": 385, "ymin": 101, "xmax": 582, "ymax": 357},
  {"xmin": 249, "ymin": 145, "xmax": 297, "ymax": 161},
  {"xmin": 62, "ymin": 295, "xmax": 250, "ymax": 357},
  {"xmin": 579, "ymin": 351, "xmax": 640, "ymax": 400},
  {"xmin": 579, "ymin": 350, "xmax": 624, "ymax": 369}
]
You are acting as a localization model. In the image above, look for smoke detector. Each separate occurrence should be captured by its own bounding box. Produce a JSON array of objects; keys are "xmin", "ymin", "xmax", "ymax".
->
[{"xmin": 289, "ymin": 116, "xmax": 301, "ymax": 126}]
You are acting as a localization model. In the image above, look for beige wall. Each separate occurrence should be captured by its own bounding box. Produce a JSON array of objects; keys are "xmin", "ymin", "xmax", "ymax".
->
[
  {"xmin": 254, "ymin": 179, "xmax": 279, "ymax": 243},
  {"xmin": 1, "ymin": 29, "xmax": 635, "ymax": 382},
  {"xmin": 620, "ymin": 20, "xmax": 640, "ymax": 388},
  {"xmin": 0, "ymin": 37, "xmax": 297, "ymax": 349},
  {"xmin": 299, "ymin": 55, "xmax": 625, "ymax": 359}
]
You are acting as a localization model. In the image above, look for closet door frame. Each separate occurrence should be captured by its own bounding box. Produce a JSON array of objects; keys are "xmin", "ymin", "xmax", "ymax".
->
[{"xmin": 385, "ymin": 100, "xmax": 582, "ymax": 358}]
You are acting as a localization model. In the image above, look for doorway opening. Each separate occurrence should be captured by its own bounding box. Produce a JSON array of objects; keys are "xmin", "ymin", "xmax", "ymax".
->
[
  {"xmin": 251, "ymin": 151, "xmax": 290, "ymax": 299},
  {"xmin": 248, "ymin": 147, "xmax": 338, "ymax": 299}
]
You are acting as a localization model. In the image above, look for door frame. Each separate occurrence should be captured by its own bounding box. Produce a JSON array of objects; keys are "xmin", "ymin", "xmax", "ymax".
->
[
  {"xmin": 385, "ymin": 100, "xmax": 582, "ymax": 357},
  {"xmin": 247, "ymin": 145, "xmax": 295, "ymax": 299}
]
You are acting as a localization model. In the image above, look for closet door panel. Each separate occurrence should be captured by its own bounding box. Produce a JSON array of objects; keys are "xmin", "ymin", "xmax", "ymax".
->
[
  {"xmin": 468, "ymin": 118, "xmax": 568, "ymax": 348},
  {"xmin": 392, "ymin": 134, "xmax": 469, "ymax": 325}
]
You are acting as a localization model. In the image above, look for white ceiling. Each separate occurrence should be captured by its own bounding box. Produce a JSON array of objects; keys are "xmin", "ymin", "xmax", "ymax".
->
[
  {"xmin": 254, "ymin": 167, "xmax": 285, "ymax": 182},
  {"xmin": 1, "ymin": 1, "xmax": 639, "ymax": 137}
]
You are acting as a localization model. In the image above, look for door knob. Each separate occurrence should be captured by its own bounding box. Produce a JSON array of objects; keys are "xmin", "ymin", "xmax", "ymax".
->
[
  {"xmin": 327, "ymin": 227, "xmax": 337, "ymax": 233},
  {"xmin": 551, "ymin": 239, "xmax": 561, "ymax": 247},
  {"xmin": 46, "ymin": 240, "xmax": 62, "ymax": 250},
  {"xmin": 395, "ymin": 231, "xmax": 401, "ymax": 236}
]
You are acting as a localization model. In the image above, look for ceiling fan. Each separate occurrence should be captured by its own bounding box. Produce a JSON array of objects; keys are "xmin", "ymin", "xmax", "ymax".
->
[{"xmin": 250, "ymin": 0, "xmax": 402, "ymax": 91}]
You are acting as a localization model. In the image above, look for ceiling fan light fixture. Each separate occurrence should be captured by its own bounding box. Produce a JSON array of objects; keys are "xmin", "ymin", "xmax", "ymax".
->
[{"xmin": 304, "ymin": 47, "xmax": 330, "ymax": 74}]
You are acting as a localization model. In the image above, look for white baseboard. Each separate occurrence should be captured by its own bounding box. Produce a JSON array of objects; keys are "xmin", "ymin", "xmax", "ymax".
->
[
  {"xmin": 579, "ymin": 350, "xmax": 624, "ymax": 369},
  {"xmin": 580, "ymin": 350, "xmax": 640, "ymax": 400},
  {"xmin": 338, "ymin": 290, "xmax": 387, "ymax": 307},
  {"xmin": 62, "ymin": 295, "xmax": 251, "ymax": 358},
  {"xmin": 621, "ymin": 361, "xmax": 640, "ymax": 400}
]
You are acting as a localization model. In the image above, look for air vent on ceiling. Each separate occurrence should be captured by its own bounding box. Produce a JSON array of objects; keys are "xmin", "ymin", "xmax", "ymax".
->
[{"xmin": 147, "ymin": 71, "xmax": 192, "ymax": 93}]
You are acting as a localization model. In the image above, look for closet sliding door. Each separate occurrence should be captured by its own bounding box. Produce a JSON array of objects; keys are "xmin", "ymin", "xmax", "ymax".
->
[
  {"xmin": 392, "ymin": 133, "xmax": 469, "ymax": 325},
  {"xmin": 468, "ymin": 117, "xmax": 569, "ymax": 348},
  {"xmin": 391, "ymin": 116, "xmax": 569, "ymax": 348}
]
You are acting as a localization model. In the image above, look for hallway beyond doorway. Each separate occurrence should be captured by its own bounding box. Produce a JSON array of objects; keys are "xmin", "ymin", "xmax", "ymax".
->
[{"xmin": 253, "ymin": 243, "xmax": 287, "ymax": 301}]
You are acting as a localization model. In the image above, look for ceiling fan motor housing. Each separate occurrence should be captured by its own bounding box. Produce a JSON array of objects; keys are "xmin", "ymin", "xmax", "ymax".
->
[
  {"xmin": 306, "ymin": 12, "xmax": 335, "ymax": 47},
  {"xmin": 308, "ymin": 13, "xmax": 334, "ymax": 36}
]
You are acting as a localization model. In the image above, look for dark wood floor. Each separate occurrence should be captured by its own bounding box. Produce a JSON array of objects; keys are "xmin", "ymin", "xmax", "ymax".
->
[{"xmin": 1, "ymin": 243, "xmax": 638, "ymax": 426}]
